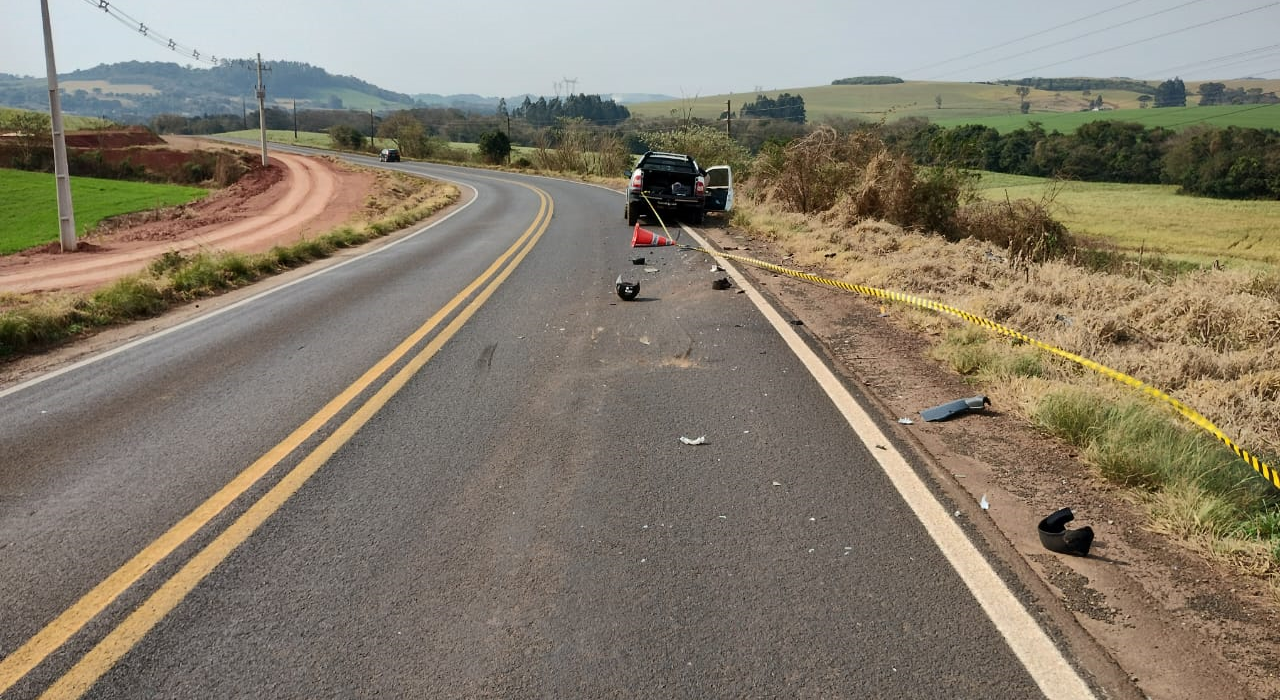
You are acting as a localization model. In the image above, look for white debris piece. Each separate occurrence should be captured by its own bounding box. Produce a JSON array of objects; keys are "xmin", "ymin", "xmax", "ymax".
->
[
  {"xmin": 898, "ymin": 417, "xmax": 914, "ymax": 425},
  {"xmin": 979, "ymin": 494, "xmax": 990, "ymax": 510},
  {"xmin": 679, "ymin": 435, "xmax": 707, "ymax": 446}
]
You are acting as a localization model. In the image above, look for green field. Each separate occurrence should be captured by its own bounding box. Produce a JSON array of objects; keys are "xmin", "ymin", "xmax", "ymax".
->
[
  {"xmin": 0, "ymin": 169, "xmax": 207, "ymax": 255},
  {"xmin": 629, "ymin": 80, "xmax": 1280, "ymax": 133},
  {"xmin": 976, "ymin": 172, "xmax": 1280, "ymax": 267},
  {"xmin": 0, "ymin": 107, "xmax": 115, "ymax": 131}
]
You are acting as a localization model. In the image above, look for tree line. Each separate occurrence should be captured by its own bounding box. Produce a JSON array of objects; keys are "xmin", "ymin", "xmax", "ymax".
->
[{"xmin": 882, "ymin": 118, "xmax": 1280, "ymax": 199}]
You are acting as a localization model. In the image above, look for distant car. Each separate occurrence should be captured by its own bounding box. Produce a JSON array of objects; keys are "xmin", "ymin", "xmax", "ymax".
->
[{"xmin": 379, "ymin": 148, "xmax": 400, "ymax": 162}]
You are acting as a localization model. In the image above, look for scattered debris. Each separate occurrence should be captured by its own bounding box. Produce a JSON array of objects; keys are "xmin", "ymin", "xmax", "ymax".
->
[
  {"xmin": 790, "ymin": 319, "xmax": 804, "ymax": 326},
  {"xmin": 644, "ymin": 267, "xmax": 659, "ymax": 274},
  {"xmin": 711, "ymin": 264, "xmax": 725, "ymax": 272},
  {"xmin": 631, "ymin": 256, "xmax": 646, "ymax": 265},
  {"xmin": 979, "ymin": 494, "xmax": 990, "ymax": 510},
  {"xmin": 1055, "ymin": 313, "xmax": 1074, "ymax": 327},
  {"xmin": 920, "ymin": 395, "xmax": 990, "ymax": 422},
  {"xmin": 614, "ymin": 275, "xmax": 640, "ymax": 301},
  {"xmin": 711, "ymin": 277, "xmax": 732, "ymax": 290},
  {"xmin": 878, "ymin": 305, "xmax": 889, "ymax": 317},
  {"xmin": 897, "ymin": 417, "xmax": 914, "ymax": 425},
  {"xmin": 679, "ymin": 435, "xmax": 707, "ymax": 446},
  {"xmin": 1037, "ymin": 507, "xmax": 1094, "ymax": 557},
  {"xmin": 824, "ymin": 252, "xmax": 837, "ymax": 258},
  {"xmin": 772, "ymin": 480, "xmax": 782, "ymax": 486}
]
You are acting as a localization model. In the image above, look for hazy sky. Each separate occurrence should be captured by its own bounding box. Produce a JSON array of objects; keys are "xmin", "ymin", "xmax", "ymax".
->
[{"xmin": 5, "ymin": 0, "xmax": 1279, "ymax": 98}]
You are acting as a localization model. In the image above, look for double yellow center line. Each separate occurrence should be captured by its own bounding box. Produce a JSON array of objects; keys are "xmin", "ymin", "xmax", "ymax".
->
[{"xmin": 1, "ymin": 182, "xmax": 553, "ymax": 698}]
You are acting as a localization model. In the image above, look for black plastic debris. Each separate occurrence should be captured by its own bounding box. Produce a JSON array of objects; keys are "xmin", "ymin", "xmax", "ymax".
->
[
  {"xmin": 615, "ymin": 274, "xmax": 640, "ymax": 301},
  {"xmin": 711, "ymin": 277, "xmax": 731, "ymax": 290},
  {"xmin": 921, "ymin": 395, "xmax": 989, "ymax": 422},
  {"xmin": 1038, "ymin": 508, "xmax": 1094, "ymax": 557},
  {"xmin": 631, "ymin": 256, "xmax": 646, "ymax": 265}
]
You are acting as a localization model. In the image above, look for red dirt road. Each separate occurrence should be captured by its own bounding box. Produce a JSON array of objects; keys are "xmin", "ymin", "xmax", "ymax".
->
[{"xmin": 0, "ymin": 150, "xmax": 373, "ymax": 294}]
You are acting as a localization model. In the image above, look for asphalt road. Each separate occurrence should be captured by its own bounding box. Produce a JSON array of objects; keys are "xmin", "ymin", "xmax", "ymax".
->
[{"xmin": 0, "ymin": 160, "xmax": 1097, "ymax": 698}]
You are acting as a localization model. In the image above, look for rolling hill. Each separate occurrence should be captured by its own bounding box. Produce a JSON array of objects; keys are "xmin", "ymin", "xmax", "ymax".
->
[{"xmin": 627, "ymin": 78, "xmax": 1280, "ymax": 132}]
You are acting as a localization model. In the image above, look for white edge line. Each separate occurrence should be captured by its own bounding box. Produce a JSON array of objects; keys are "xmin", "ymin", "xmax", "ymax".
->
[
  {"xmin": 680, "ymin": 224, "xmax": 1096, "ymax": 700},
  {"xmin": 0, "ymin": 180, "xmax": 479, "ymax": 401}
]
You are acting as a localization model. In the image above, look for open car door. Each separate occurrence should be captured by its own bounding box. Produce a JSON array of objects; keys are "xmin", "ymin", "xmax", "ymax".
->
[{"xmin": 704, "ymin": 165, "xmax": 733, "ymax": 212}]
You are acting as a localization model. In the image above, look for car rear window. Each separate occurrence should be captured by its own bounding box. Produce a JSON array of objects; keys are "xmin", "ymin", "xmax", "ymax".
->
[{"xmin": 643, "ymin": 156, "xmax": 696, "ymax": 173}]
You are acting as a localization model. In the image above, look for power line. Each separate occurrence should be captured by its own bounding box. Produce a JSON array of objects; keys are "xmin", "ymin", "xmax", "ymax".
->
[
  {"xmin": 900, "ymin": 0, "xmax": 1147, "ymax": 76},
  {"xmin": 1145, "ymin": 42, "xmax": 1280, "ymax": 78},
  {"xmin": 926, "ymin": 0, "xmax": 1211, "ymax": 80},
  {"xmin": 999, "ymin": 2, "xmax": 1280, "ymax": 79},
  {"xmin": 81, "ymin": 0, "xmax": 222, "ymax": 66}
]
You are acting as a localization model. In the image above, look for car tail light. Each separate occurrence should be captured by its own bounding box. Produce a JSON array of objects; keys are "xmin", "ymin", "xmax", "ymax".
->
[
  {"xmin": 630, "ymin": 171, "xmax": 643, "ymax": 190},
  {"xmin": 695, "ymin": 178, "xmax": 705, "ymax": 196}
]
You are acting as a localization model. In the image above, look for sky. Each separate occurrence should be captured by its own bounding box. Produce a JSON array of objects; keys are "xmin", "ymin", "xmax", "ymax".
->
[{"xmin": 4, "ymin": 0, "xmax": 1279, "ymax": 99}]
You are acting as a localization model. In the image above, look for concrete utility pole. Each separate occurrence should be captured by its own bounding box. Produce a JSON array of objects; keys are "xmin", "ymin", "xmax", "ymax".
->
[
  {"xmin": 253, "ymin": 53, "xmax": 269, "ymax": 166},
  {"xmin": 726, "ymin": 99, "xmax": 732, "ymax": 139},
  {"xmin": 40, "ymin": 0, "xmax": 76, "ymax": 252}
]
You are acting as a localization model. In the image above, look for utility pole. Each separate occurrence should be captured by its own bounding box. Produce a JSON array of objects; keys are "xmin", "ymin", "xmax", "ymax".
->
[
  {"xmin": 253, "ymin": 53, "xmax": 269, "ymax": 166},
  {"xmin": 726, "ymin": 99, "xmax": 732, "ymax": 139},
  {"xmin": 292, "ymin": 99, "xmax": 297, "ymax": 139},
  {"xmin": 41, "ymin": 0, "xmax": 76, "ymax": 252},
  {"xmin": 370, "ymin": 109, "xmax": 375, "ymax": 151}
]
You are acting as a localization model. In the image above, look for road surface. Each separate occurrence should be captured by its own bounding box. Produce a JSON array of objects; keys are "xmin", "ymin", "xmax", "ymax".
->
[{"xmin": 0, "ymin": 161, "xmax": 1102, "ymax": 698}]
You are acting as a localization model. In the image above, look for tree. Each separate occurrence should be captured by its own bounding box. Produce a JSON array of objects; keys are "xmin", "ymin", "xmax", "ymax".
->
[
  {"xmin": 377, "ymin": 111, "xmax": 430, "ymax": 157},
  {"xmin": 327, "ymin": 124, "xmax": 365, "ymax": 151},
  {"xmin": 935, "ymin": 94, "xmax": 942, "ymax": 109},
  {"xmin": 1154, "ymin": 78, "xmax": 1186, "ymax": 108},
  {"xmin": 477, "ymin": 130, "xmax": 511, "ymax": 164},
  {"xmin": 1197, "ymin": 82, "xmax": 1227, "ymax": 106}
]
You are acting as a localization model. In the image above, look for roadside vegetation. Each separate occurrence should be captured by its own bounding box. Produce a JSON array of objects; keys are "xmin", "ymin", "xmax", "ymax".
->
[
  {"xmin": 0, "ymin": 169, "xmax": 207, "ymax": 254},
  {"xmin": 0, "ymin": 171, "xmax": 456, "ymax": 357},
  {"xmin": 714, "ymin": 124, "xmax": 1280, "ymax": 587}
]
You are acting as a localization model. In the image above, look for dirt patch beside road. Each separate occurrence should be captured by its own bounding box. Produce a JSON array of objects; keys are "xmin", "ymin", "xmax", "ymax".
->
[{"xmin": 0, "ymin": 146, "xmax": 372, "ymax": 294}]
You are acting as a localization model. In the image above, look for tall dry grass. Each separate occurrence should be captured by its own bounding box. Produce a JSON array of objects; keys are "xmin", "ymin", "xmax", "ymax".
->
[{"xmin": 731, "ymin": 130, "xmax": 1280, "ymax": 580}]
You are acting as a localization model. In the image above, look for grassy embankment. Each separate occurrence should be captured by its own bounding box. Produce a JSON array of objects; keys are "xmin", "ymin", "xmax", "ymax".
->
[
  {"xmin": 732, "ymin": 169, "xmax": 1280, "ymax": 585},
  {"xmin": 0, "ymin": 169, "xmax": 207, "ymax": 254},
  {"xmin": 0, "ymin": 169, "xmax": 457, "ymax": 357}
]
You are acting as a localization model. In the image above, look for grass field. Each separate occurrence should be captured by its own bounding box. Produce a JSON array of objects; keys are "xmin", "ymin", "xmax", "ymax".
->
[
  {"xmin": 0, "ymin": 169, "xmax": 206, "ymax": 255},
  {"xmin": 629, "ymin": 80, "xmax": 1280, "ymax": 133},
  {"xmin": 0, "ymin": 107, "xmax": 115, "ymax": 131},
  {"xmin": 976, "ymin": 172, "xmax": 1280, "ymax": 267}
]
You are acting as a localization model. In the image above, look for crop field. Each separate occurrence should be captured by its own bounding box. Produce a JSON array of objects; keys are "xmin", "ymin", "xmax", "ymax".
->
[
  {"xmin": 0, "ymin": 169, "xmax": 206, "ymax": 255},
  {"xmin": 976, "ymin": 172, "xmax": 1280, "ymax": 267},
  {"xmin": 629, "ymin": 80, "xmax": 1280, "ymax": 133}
]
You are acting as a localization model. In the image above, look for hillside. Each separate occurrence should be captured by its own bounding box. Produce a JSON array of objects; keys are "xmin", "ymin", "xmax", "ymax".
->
[
  {"xmin": 0, "ymin": 60, "xmax": 488, "ymax": 120},
  {"xmin": 627, "ymin": 79, "xmax": 1280, "ymax": 131}
]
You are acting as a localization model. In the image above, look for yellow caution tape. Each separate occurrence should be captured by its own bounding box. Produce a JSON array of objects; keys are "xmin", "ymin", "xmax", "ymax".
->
[{"xmin": 696, "ymin": 246, "xmax": 1280, "ymax": 492}]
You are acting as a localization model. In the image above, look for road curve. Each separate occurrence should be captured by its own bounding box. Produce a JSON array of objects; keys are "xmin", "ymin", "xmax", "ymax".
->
[{"xmin": 0, "ymin": 158, "xmax": 1105, "ymax": 698}]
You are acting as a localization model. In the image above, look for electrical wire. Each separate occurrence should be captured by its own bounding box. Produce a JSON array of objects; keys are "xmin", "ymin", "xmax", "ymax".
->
[
  {"xmin": 80, "ymin": 0, "xmax": 223, "ymax": 66},
  {"xmin": 900, "ymin": 0, "xmax": 1148, "ymax": 76},
  {"xmin": 927, "ymin": 0, "xmax": 1211, "ymax": 80},
  {"xmin": 999, "ymin": 2, "xmax": 1280, "ymax": 79}
]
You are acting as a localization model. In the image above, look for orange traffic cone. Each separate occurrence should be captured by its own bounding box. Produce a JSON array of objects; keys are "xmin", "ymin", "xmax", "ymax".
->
[{"xmin": 631, "ymin": 222, "xmax": 675, "ymax": 248}]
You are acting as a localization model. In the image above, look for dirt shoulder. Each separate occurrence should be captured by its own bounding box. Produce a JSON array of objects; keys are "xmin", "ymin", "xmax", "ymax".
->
[
  {"xmin": 3, "ymin": 157, "xmax": 1277, "ymax": 698},
  {"xmin": 697, "ymin": 222, "xmax": 1280, "ymax": 700}
]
